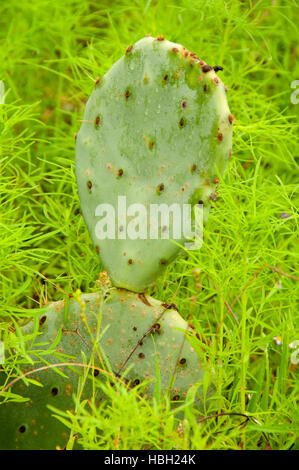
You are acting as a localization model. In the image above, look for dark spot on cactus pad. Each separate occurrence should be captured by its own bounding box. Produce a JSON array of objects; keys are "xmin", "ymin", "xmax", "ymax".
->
[
  {"xmin": 228, "ymin": 114, "xmax": 234, "ymax": 124},
  {"xmin": 179, "ymin": 117, "xmax": 185, "ymax": 128},
  {"xmin": 172, "ymin": 395, "xmax": 180, "ymax": 401},
  {"xmin": 203, "ymin": 84, "xmax": 208, "ymax": 92},
  {"xmin": 162, "ymin": 74, "xmax": 168, "ymax": 83},
  {"xmin": 148, "ymin": 141, "xmax": 155, "ymax": 150},
  {"xmin": 94, "ymin": 115, "xmax": 101, "ymax": 128},
  {"xmin": 217, "ymin": 132, "xmax": 223, "ymax": 142},
  {"xmin": 132, "ymin": 379, "xmax": 140, "ymax": 387},
  {"xmin": 133, "ymin": 326, "xmax": 137, "ymax": 331},
  {"xmin": 18, "ymin": 425, "xmax": 26, "ymax": 434},
  {"xmin": 125, "ymin": 90, "xmax": 131, "ymax": 99},
  {"xmin": 126, "ymin": 45, "xmax": 133, "ymax": 54},
  {"xmin": 128, "ymin": 259, "xmax": 133, "ymax": 265},
  {"xmin": 213, "ymin": 65, "xmax": 224, "ymax": 72},
  {"xmin": 51, "ymin": 387, "xmax": 59, "ymax": 396},
  {"xmin": 138, "ymin": 352, "xmax": 145, "ymax": 359},
  {"xmin": 152, "ymin": 322, "xmax": 161, "ymax": 332},
  {"xmin": 181, "ymin": 100, "xmax": 187, "ymax": 109},
  {"xmin": 39, "ymin": 315, "xmax": 47, "ymax": 327},
  {"xmin": 87, "ymin": 180, "xmax": 92, "ymax": 190},
  {"xmin": 198, "ymin": 200, "xmax": 203, "ymax": 205},
  {"xmin": 202, "ymin": 65, "xmax": 212, "ymax": 73},
  {"xmin": 161, "ymin": 302, "xmax": 178, "ymax": 311},
  {"xmin": 156, "ymin": 183, "xmax": 164, "ymax": 195},
  {"xmin": 156, "ymin": 36, "xmax": 165, "ymax": 41},
  {"xmin": 160, "ymin": 259, "xmax": 166, "ymax": 265},
  {"xmin": 93, "ymin": 369, "xmax": 99, "ymax": 377},
  {"xmin": 118, "ymin": 168, "xmax": 124, "ymax": 177},
  {"xmin": 191, "ymin": 164, "xmax": 197, "ymax": 173},
  {"xmin": 172, "ymin": 47, "xmax": 179, "ymax": 53},
  {"xmin": 179, "ymin": 358, "xmax": 187, "ymax": 365}
]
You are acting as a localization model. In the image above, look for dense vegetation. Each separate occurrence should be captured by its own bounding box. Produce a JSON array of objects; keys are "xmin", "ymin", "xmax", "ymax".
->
[{"xmin": 0, "ymin": 0, "xmax": 298, "ymax": 450}]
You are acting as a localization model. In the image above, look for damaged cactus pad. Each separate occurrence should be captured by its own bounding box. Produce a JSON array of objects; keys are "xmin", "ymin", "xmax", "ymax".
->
[
  {"xmin": 0, "ymin": 289, "xmax": 212, "ymax": 450},
  {"xmin": 76, "ymin": 36, "xmax": 233, "ymax": 292}
]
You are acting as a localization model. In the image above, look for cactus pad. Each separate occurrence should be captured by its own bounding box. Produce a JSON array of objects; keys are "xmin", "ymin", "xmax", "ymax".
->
[
  {"xmin": 0, "ymin": 289, "xmax": 210, "ymax": 449},
  {"xmin": 76, "ymin": 36, "xmax": 233, "ymax": 292}
]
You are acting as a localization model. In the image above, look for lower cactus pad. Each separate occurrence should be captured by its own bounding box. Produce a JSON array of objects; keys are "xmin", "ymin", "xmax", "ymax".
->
[{"xmin": 0, "ymin": 289, "xmax": 212, "ymax": 449}]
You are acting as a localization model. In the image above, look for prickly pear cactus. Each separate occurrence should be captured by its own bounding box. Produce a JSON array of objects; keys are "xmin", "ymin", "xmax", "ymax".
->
[
  {"xmin": 0, "ymin": 289, "xmax": 211, "ymax": 450},
  {"xmin": 76, "ymin": 36, "xmax": 233, "ymax": 292}
]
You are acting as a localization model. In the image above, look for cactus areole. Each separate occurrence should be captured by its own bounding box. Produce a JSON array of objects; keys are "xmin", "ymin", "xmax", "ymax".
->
[{"xmin": 76, "ymin": 36, "xmax": 233, "ymax": 292}]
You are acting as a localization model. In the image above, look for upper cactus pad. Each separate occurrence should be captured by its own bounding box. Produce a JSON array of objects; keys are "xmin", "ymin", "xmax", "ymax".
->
[{"xmin": 76, "ymin": 36, "xmax": 233, "ymax": 292}]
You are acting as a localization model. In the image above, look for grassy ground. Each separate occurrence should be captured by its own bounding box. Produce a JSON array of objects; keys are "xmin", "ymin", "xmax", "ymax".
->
[{"xmin": 0, "ymin": 0, "xmax": 298, "ymax": 450}]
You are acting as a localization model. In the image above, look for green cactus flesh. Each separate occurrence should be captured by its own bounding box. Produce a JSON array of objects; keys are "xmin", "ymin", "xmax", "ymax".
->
[
  {"xmin": 0, "ymin": 289, "xmax": 211, "ymax": 450},
  {"xmin": 76, "ymin": 36, "xmax": 233, "ymax": 292}
]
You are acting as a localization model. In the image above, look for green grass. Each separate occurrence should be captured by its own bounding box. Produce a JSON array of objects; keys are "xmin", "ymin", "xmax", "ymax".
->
[{"xmin": 0, "ymin": 0, "xmax": 298, "ymax": 450}]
